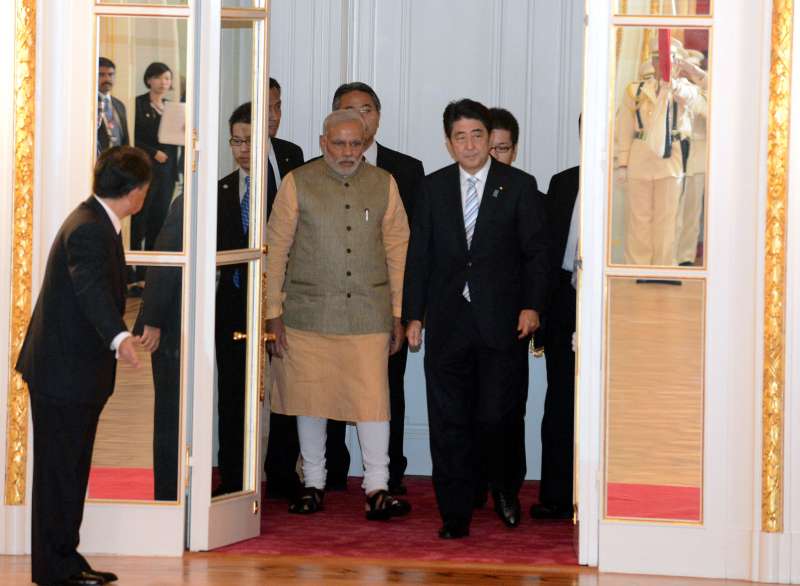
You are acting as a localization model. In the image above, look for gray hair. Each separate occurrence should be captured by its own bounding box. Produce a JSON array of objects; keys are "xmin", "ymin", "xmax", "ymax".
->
[{"xmin": 321, "ymin": 109, "xmax": 366, "ymax": 136}]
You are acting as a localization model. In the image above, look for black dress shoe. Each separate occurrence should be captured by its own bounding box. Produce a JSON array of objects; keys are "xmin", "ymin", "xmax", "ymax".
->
[
  {"xmin": 438, "ymin": 521, "xmax": 470, "ymax": 539},
  {"xmin": 87, "ymin": 569, "xmax": 118, "ymax": 583},
  {"xmin": 387, "ymin": 481, "xmax": 407, "ymax": 496},
  {"xmin": 492, "ymin": 490, "xmax": 521, "ymax": 528},
  {"xmin": 530, "ymin": 503, "xmax": 573, "ymax": 520},
  {"xmin": 55, "ymin": 571, "xmax": 104, "ymax": 585}
]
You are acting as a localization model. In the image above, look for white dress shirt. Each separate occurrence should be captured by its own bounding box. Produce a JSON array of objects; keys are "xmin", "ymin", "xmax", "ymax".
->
[
  {"xmin": 93, "ymin": 195, "xmax": 130, "ymax": 355},
  {"xmin": 363, "ymin": 141, "xmax": 378, "ymax": 166},
  {"xmin": 458, "ymin": 156, "xmax": 492, "ymax": 211},
  {"xmin": 561, "ymin": 194, "xmax": 580, "ymax": 289},
  {"xmin": 268, "ymin": 138, "xmax": 282, "ymax": 192}
]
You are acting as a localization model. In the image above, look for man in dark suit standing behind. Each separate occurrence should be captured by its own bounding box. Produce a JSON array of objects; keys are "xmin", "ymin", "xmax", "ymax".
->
[
  {"xmin": 16, "ymin": 146, "xmax": 155, "ymax": 585},
  {"xmin": 265, "ymin": 78, "xmax": 305, "ymax": 218},
  {"xmin": 403, "ymin": 99, "xmax": 549, "ymax": 539},
  {"xmin": 262, "ymin": 80, "xmax": 306, "ymax": 500},
  {"xmin": 325, "ymin": 82, "xmax": 425, "ymax": 495},
  {"xmin": 531, "ymin": 150, "xmax": 580, "ymax": 521},
  {"xmin": 96, "ymin": 57, "xmax": 130, "ymax": 155}
]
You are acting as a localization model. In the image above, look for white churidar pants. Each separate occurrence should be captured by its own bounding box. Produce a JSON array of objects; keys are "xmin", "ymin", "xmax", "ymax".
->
[{"xmin": 296, "ymin": 416, "xmax": 390, "ymax": 494}]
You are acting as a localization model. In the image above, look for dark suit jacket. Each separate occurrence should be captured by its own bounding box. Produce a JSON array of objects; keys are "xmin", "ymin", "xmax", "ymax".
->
[
  {"xmin": 402, "ymin": 159, "xmax": 550, "ymax": 350},
  {"xmin": 134, "ymin": 195, "xmax": 183, "ymax": 352},
  {"xmin": 269, "ymin": 137, "xmax": 304, "ymax": 217},
  {"xmin": 216, "ymin": 170, "xmax": 248, "ymax": 341},
  {"xmin": 545, "ymin": 166, "xmax": 580, "ymax": 289},
  {"xmin": 97, "ymin": 95, "xmax": 130, "ymax": 152},
  {"xmin": 16, "ymin": 196, "xmax": 127, "ymax": 405},
  {"xmin": 376, "ymin": 143, "xmax": 425, "ymax": 221}
]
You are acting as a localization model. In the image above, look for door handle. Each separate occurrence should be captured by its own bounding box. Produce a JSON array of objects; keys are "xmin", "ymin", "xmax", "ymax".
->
[{"xmin": 233, "ymin": 331, "xmax": 277, "ymax": 343}]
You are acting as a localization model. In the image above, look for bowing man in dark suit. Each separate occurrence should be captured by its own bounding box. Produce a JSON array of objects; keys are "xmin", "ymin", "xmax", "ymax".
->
[
  {"xmin": 403, "ymin": 99, "xmax": 549, "ymax": 539},
  {"xmin": 16, "ymin": 146, "xmax": 156, "ymax": 586},
  {"xmin": 133, "ymin": 194, "xmax": 184, "ymax": 501},
  {"xmin": 325, "ymin": 82, "xmax": 425, "ymax": 495},
  {"xmin": 96, "ymin": 57, "xmax": 130, "ymax": 155},
  {"xmin": 531, "ymin": 160, "xmax": 580, "ymax": 520},
  {"xmin": 262, "ymin": 80, "xmax": 306, "ymax": 500}
]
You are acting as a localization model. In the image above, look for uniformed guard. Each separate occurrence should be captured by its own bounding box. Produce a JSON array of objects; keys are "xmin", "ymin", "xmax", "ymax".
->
[
  {"xmin": 614, "ymin": 36, "xmax": 702, "ymax": 266},
  {"xmin": 676, "ymin": 49, "xmax": 709, "ymax": 266}
]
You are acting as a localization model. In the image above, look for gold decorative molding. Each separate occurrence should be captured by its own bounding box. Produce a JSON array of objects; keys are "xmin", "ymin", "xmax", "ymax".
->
[
  {"xmin": 5, "ymin": 0, "xmax": 35, "ymax": 506},
  {"xmin": 762, "ymin": 0, "xmax": 793, "ymax": 534}
]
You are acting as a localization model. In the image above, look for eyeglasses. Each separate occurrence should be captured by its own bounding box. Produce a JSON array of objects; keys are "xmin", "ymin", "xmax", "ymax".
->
[
  {"xmin": 229, "ymin": 137, "xmax": 251, "ymax": 147},
  {"xmin": 346, "ymin": 105, "xmax": 375, "ymax": 115},
  {"xmin": 490, "ymin": 144, "xmax": 514, "ymax": 154}
]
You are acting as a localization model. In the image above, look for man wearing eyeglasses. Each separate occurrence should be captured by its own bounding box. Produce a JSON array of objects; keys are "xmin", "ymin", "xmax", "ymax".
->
[
  {"xmin": 324, "ymin": 82, "xmax": 425, "ymax": 496},
  {"xmin": 488, "ymin": 107, "xmax": 519, "ymax": 166},
  {"xmin": 213, "ymin": 102, "xmax": 257, "ymax": 496}
]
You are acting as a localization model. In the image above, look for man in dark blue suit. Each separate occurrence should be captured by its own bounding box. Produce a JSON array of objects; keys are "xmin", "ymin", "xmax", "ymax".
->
[
  {"xmin": 403, "ymin": 99, "xmax": 549, "ymax": 539},
  {"xmin": 16, "ymin": 146, "xmax": 154, "ymax": 585}
]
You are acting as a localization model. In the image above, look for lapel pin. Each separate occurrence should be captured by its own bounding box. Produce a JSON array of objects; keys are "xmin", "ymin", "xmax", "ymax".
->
[
  {"xmin": 223, "ymin": 184, "xmax": 229, "ymax": 189},
  {"xmin": 491, "ymin": 188, "xmax": 500, "ymax": 198}
]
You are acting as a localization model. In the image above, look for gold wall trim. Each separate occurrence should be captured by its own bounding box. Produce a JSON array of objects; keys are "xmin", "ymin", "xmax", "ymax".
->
[
  {"xmin": 5, "ymin": 0, "xmax": 35, "ymax": 506},
  {"xmin": 762, "ymin": 0, "xmax": 794, "ymax": 534}
]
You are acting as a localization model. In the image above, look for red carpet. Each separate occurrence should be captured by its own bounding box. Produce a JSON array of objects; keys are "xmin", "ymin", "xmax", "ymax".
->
[
  {"xmin": 216, "ymin": 477, "xmax": 577, "ymax": 566},
  {"xmin": 607, "ymin": 482, "xmax": 701, "ymax": 521},
  {"xmin": 88, "ymin": 467, "xmax": 153, "ymax": 500}
]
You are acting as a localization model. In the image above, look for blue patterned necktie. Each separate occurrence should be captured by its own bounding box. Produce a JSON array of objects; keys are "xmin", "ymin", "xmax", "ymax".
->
[
  {"xmin": 233, "ymin": 176, "xmax": 251, "ymax": 289},
  {"xmin": 462, "ymin": 176, "xmax": 479, "ymax": 301},
  {"xmin": 241, "ymin": 175, "xmax": 250, "ymax": 235}
]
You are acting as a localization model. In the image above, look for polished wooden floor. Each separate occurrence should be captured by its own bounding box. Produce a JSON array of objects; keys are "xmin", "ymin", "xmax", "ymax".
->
[
  {"xmin": 0, "ymin": 554, "xmax": 776, "ymax": 585},
  {"xmin": 92, "ymin": 297, "xmax": 155, "ymax": 469}
]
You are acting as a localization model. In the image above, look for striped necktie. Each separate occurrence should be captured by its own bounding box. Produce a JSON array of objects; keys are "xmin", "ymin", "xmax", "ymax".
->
[
  {"xmin": 241, "ymin": 175, "xmax": 250, "ymax": 235},
  {"xmin": 233, "ymin": 176, "xmax": 251, "ymax": 289},
  {"xmin": 462, "ymin": 176, "xmax": 479, "ymax": 301}
]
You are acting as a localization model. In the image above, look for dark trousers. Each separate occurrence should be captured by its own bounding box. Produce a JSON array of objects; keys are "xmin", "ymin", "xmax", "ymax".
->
[
  {"xmin": 326, "ymin": 342, "xmax": 409, "ymax": 487},
  {"xmin": 152, "ymin": 346, "xmax": 180, "ymax": 500},
  {"xmin": 539, "ymin": 270, "xmax": 576, "ymax": 507},
  {"xmin": 264, "ymin": 412, "xmax": 301, "ymax": 496},
  {"xmin": 130, "ymin": 166, "xmax": 175, "ymax": 253},
  {"xmin": 215, "ymin": 276, "xmax": 247, "ymax": 495},
  {"xmin": 30, "ymin": 392, "xmax": 104, "ymax": 585},
  {"xmin": 215, "ymin": 338, "xmax": 246, "ymax": 494},
  {"xmin": 425, "ymin": 298, "xmax": 528, "ymax": 526}
]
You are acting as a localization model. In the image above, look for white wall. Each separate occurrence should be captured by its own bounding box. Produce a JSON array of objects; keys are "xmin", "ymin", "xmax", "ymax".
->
[{"xmin": 269, "ymin": 0, "xmax": 584, "ymax": 478}]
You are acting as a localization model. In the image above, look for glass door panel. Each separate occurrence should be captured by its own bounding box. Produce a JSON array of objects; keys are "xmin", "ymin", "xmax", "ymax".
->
[
  {"xmin": 97, "ymin": 15, "xmax": 189, "ymax": 254},
  {"xmin": 615, "ymin": 0, "xmax": 712, "ymax": 16},
  {"xmin": 605, "ymin": 277, "xmax": 704, "ymax": 522}
]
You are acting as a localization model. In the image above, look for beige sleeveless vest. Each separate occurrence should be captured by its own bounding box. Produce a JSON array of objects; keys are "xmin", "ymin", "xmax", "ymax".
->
[{"xmin": 283, "ymin": 158, "xmax": 393, "ymax": 335}]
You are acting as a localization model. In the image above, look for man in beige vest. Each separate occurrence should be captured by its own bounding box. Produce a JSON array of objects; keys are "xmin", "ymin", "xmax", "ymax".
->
[{"xmin": 265, "ymin": 109, "xmax": 411, "ymax": 520}]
